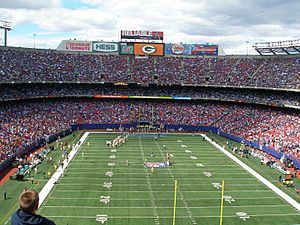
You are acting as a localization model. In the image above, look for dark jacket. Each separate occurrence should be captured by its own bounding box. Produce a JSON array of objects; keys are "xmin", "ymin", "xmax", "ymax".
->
[{"xmin": 11, "ymin": 209, "xmax": 56, "ymax": 225}]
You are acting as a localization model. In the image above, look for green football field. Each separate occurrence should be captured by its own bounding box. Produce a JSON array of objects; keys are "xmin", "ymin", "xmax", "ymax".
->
[{"xmin": 35, "ymin": 133, "xmax": 300, "ymax": 225}]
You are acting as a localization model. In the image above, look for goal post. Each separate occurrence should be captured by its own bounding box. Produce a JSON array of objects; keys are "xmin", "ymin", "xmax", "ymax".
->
[
  {"xmin": 172, "ymin": 179, "xmax": 178, "ymax": 225},
  {"xmin": 219, "ymin": 180, "xmax": 225, "ymax": 225}
]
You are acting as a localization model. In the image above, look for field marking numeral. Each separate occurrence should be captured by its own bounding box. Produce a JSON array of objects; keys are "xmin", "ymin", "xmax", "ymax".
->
[
  {"xmin": 105, "ymin": 171, "xmax": 113, "ymax": 177},
  {"xmin": 108, "ymin": 162, "xmax": 115, "ymax": 167},
  {"xmin": 236, "ymin": 212, "xmax": 250, "ymax": 221},
  {"xmin": 212, "ymin": 182, "xmax": 222, "ymax": 190},
  {"xmin": 224, "ymin": 195, "xmax": 235, "ymax": 204},
  {"xmin": 99, "ymin": 196, "xmax": 110, "ymax": 204},
  {"xmin": 103, "ymin": 182, "xmax": 112, "ymax": 189},
  {"xmin": 203, "ymin": 172, "xmax": 212, "ymax": 177},
  {"xmin": 196, "ymin": 163, "xmax": 204, "ymax": 167},
  {"xmin": 96, "ymin": 214, "xmax": 108, "ymax": 224}
]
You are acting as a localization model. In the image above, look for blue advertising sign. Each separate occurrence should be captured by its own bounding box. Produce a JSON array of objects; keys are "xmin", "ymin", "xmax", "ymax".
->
[
  {"xmin": 191, "ymin": 44, "xmax": 218, "ymax": 56},
  {"xmin": 165, "ymin": 43, "xmax": 191, "ymax": 55}
]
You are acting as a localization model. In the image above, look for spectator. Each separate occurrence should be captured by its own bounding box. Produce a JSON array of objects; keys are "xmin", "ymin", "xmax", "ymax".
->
[{"xmin": 11, "ymin": 189, "xmax": 56, "ymax": 225}]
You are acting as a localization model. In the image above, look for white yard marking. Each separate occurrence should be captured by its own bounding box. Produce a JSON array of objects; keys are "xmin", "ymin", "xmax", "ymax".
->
[
  {"xmin": 202, "ymin": 134, "xmax": 300, "ymax": 212},
  {"xmin": 107, "ymin": 162, "xmax": 115, "ymax": 167},
  {"xmin": 139, "ymin": 138, "xmax": 160, "ymax": 225},
  {"xmin": 212, "ymin": 182, "xmax": 222, "ymax": 190},
  {"xmin": 38, "ymin": 132, "xmax": 89, "ymax": 208},
  {"xmin": 103, "ymin": 182, "xmax": 112, "ymax": 189},
  {"xmin": 53, "ymin": 189, "xmax": 272, "ymax": 193},
  {"xmin": 96, "ymin": 214, "xmax": 108, "ymax": 224},
  {"xmin": 203, "ymin": 172, "xmax": 212, "ymax": 177},
  {"xmin": 223, "ymin": 195, "xmax": 235, "ymax": 204},
  {"xmin": 236, "ymin": 212, "xmax": 250, "ymax": 221},
  {"xmin": 100, "ymin": 196, "xmax": 110, "ymax": 204},
  {"xmin": 43, "ymin": 204, "xmax": 291, "ymax": 209},
  {"xmin": 109, "ymin": 155, "xmax": 116, "ymax": 159},
  {"xmin": 190, "ymin": 156, "xmax": 197, "ymax": 160},
  {"xmin": 49, "ymin": 196, "xmax": 279, "ymax": 200},
  {"xmin": 105, "ymin": 171, "xmax": 114, "ymax": 177},
  {"xmin": 156, "ymin": 142, "xmax": 198, "ymax": 225},
  {"xmin": 196, "ymin": 163, "xmax": 205, "ymax": 167},
  {"xmin": 46, "ymin": 213, "xmax": 300, "ymax": 219}
]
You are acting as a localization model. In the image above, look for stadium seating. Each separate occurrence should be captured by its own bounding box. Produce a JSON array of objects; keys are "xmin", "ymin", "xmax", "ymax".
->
[
  {"xmin": 1, "ymin": 99, "xmax": 300, "ymax": 164},
  {"xmin": 1, "ymin": 84, "xmax": 300, "ymax": 107},
  {"xmin": 1, "ymin": 47, "xmax": 300, "ymax": 88},
  {"xmin": 1, "ymin": 47, "xmax": 300, "ymax": 168}
]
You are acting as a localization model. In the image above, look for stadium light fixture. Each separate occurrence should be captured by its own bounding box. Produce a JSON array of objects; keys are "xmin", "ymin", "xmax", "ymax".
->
[
  {"xmin": 0, "ymin": 20, "xmax": 12, "ymax": 47},
  {"xmin": 33, "ymin": 33, "xmax": 37, "ymax": 49}
]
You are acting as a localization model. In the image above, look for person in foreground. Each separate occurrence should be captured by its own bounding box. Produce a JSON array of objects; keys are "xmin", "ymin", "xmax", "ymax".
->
[{"xmin": 11, "ymin": 189, "xmax": 56, "ymax": 225}]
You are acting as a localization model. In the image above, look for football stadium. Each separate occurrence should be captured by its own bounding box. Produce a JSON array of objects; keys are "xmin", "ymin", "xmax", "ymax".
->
[{"xmin": 1, "ymin": 2, "xmax": 300, "ymax": 225}]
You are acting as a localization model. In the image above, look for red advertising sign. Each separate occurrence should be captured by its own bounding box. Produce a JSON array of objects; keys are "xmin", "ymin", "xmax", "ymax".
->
[
  {"xmin": 121, "ymin": 30, "xmax": 163, "ymax": 40},
  {"xmin": 65, "ymin": 41, "xmax": 92, "ymax": 52}
]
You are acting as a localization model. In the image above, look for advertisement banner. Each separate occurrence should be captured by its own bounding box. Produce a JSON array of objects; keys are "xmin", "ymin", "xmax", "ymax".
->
[
  {"xmin": 64, "ymin": 40, "xmax": 92, "ymax": 52},
  {"xmin": 165, "ymin": 43, "xmax": 191, "ymax": 55},
  {"xmin": 191, "ymin": 44, "xmax": 218, "ymax": 56},
  {"xmin": 93, "ymin": 42, "xmax": 118, "ymax": 52},
  {"xmin": 134, "ymin": 43, "xmax": 164, "ymax": 56},
  {"xmin": 121, "ymin": 30, "xmax": 163, "ymax": 40},
  {"xmin": 119, "ymin": 42, "xmax": 134, "ymax": 55}
]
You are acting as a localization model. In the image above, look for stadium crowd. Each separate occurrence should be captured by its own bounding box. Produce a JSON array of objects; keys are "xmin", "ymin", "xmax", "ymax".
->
[
  {"xmin": 1, "ymin": 48, "xmax": 300, "ymax": 88},
  {"xmin": 1, "ymin": 47, "xmax": 300, "ymax": 170},
  {"xmin": 1, "ymin": 84, "xmax": 300, "ymax": 107},
  {"xmin": 1, "ymin": 99, "xmax": 300, "ymax": 165}
]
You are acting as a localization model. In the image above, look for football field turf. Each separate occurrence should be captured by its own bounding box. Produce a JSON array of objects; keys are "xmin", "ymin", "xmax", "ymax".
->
[{"xmin": 38, "ymin": 133, "xmax": 300, "ymax": 225}]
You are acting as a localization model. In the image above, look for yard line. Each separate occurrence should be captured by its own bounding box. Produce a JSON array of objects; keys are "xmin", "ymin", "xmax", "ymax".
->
[
  {"xmin": 55, "ymin": 183, "xmax": 265, "ymax": 187},
  {"xmin": 40, "ymin": 133, "xmax": 300, "ymax": 225},
  {"xmin": 42, "ymin": 204, "xmax": 292, "ymax": 209},
  {"xmin": 46, "ymin": 213, "xmax": 300, "ymax": 219},
  {"xmin": 104, "ymin": 154, "xmax": 114, "ymax": 222},
  {"xmin": 138, "ymin": 137, "xmax": 160, "ymax": 225},
  {"xmin": 54, "ymin": 184, "xmax": 267, "ymax": 191},
  {"xmin": 67, "ymin": 168, "xmax": 245, "ymax": 171},
  {"xmin": 53, "ymin": 189, "xmax": 272, "ymax": 193},
  {"xmin": 49, "ymin": 196, "xmax": 278, "ymax": 200},
  {"xmin": 60, "ymin": 177, "xmax": 258, "ymax": 180},
  {"xmin": 38, "ymin": 132, "xmax": 89, "ymax": 208},
  {"xmin": 202, "ymin": 134, "xmax": 300, "ymax": 212},
  {"xmin": 64, "ymin": 171, "xmax": 249, "ymax": 175},
  {"xmin": 156, "ymin": 142, "xmax": 198, "ymax": 225}
]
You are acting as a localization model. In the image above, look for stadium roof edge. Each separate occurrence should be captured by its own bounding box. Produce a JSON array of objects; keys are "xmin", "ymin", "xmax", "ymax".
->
[{"xmin": 254, "ymin": 39, "xmax": 300, "ymax": 56}]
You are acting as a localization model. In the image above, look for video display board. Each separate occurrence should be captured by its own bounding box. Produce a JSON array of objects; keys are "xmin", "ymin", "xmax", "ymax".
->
[{"xmin": 121, "ymin": 30, "xmax": 163, "ymax": 40}]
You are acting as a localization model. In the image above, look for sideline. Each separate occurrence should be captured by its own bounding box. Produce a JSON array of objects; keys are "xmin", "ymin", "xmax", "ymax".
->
[
  {"xmin": 201, "ymin": 134, "xmax": 300, "ymax": 212},
  {"xmin": 0, "ymin": 146, "xmax": 48, "ymax": 186},
  {"xmin": 38, "ymin": 132, "xmax": 89, "ymax": 208}
]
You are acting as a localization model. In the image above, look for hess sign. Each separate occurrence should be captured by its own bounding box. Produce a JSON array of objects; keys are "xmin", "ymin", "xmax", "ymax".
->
[{"xmin": 93, "ymin": 42, "xmax": 118, "ymax": 52}]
